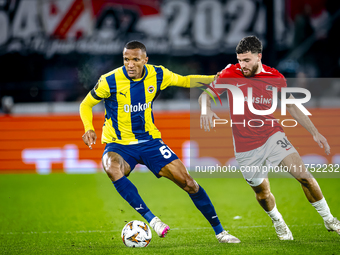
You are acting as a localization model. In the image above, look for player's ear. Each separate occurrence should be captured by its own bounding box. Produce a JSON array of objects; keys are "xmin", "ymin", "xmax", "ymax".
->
[
  {"xmin": 144, "ymin": 56, "xmax": 149, "ymax": 64},
  {"xmin": 258, "ymin": 53, "xmax": 262, "ymax": 62}
]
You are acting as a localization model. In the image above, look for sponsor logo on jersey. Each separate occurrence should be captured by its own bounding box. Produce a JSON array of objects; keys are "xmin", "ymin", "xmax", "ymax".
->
[
  {"xmin": 236, "ymin": 83, "xmax": 247, "ymax": 87},
  {"xmin": 244, "ymin": 96, "xmax": 272, "ymax": 105},
  {"xmin": 119, "ymin": 91, "xmax": 127, "ymax": 98},
  {"xmin": 266, "ymin": 85, "xmax": 273, "ymax": 91},
  {"xmin": 124, "ymin": 102, "xmax": 152, "ymax": 113}
]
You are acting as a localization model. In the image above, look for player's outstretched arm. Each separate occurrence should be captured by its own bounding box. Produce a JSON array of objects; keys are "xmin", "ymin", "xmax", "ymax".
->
[
  {"xmin": 286, "ymin": 95, "xmax": 330, "ymax": 155},
  {"xmin": 79, "ymin": 92, "xmax": 101, "ymax": 149},
  {"xmin": 198, "ymin": 89, "xmax": 220, "ymax": 132}
]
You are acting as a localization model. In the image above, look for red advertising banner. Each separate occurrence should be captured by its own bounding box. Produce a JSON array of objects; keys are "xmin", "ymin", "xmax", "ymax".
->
[{"xmin": 0, "ymin": 112, "xmax": 189, "ymax": 174}]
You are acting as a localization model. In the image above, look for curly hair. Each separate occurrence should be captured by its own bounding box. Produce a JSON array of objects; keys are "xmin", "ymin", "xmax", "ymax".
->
[{"xmin": 236, "ymin": 36, "xmax": 262, "ymax": 54}]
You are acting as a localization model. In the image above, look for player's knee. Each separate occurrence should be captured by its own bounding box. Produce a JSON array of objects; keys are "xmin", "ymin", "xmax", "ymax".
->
[
  {"xmin": 256, "ymin": 189, "xmax": 271, "ymax": 202},
  {"xmin": 102, "ymin": 152, "xmax": 126, "ymax": 180}
]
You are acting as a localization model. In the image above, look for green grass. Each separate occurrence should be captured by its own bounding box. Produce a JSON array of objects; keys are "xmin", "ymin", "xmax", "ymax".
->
[{"xmin": 0, "ymin": 172, "xmax": 339, "ymax": 254}]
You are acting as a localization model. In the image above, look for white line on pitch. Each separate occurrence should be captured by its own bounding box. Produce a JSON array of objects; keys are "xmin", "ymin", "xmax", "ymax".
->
[{"xmin": 2, "ymin": 223, "xmax": 322, "ymax": 235}]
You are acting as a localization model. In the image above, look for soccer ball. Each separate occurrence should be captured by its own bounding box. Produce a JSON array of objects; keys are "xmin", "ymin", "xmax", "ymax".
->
[{"xmin": 121, "ymin": 220, "xmax": 152, "ymax": 248}]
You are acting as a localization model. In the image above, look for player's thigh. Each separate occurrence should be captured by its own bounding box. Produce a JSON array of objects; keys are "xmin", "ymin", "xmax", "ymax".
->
[
  {"xmin": 266, "ymin": 132, "xmax": 299, "ymax": 169},
  {"xmin": 158, "ymin": 158, "xmax": 191, "ymax": 181},
  {"xmin": 236, "ymin": 147, "xmax": 267, "ymax": 187},
  {"xmin": 279, "ymin": 152, "xmax": 314, "ymax": 180},
  {"xmin": 140, "ymin": 139, "xmax": 179, "ymax": 178},
  {"xmin": 265, "ymin": 132, "xmax": 311, "ymax": 180},
  {"xmin": 102, "ymin": 143, "xmax": 135, "ymax": 180},
  {"xmin": 102, "ymin": 151, "xmax": 131, "ymax": 175}
]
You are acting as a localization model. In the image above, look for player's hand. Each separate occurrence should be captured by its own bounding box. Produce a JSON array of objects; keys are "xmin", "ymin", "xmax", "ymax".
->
[
  {"xmin": 82, "ymin": 130, "xmax": 97, "ymax": 149},
  {"xmin": 313, "ymin": 132, "xmax": 330, "ymax": 155},
  {"xmin": 214, "ymin": 71, "xmax": 221, "ymax": 80},
  {"xmin": 200, "ymin": 109, "xmax": 220, "ymax": 132}
]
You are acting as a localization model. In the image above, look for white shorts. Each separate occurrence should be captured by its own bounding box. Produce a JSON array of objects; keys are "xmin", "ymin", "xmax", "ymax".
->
[{"xmin": 235, "ymin": 131, "xmax": 298, "ymax": 187}]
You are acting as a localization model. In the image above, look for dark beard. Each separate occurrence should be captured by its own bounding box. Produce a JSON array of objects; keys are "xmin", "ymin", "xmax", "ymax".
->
[{"xmin": 242, "ymin": 63, "xmax": 258, "ymax": 77}]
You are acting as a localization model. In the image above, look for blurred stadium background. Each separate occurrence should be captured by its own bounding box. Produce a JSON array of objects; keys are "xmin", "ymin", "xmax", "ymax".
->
[{"xmin": 0, "ymin": 0, "xmax": 340, "ymax": 174}]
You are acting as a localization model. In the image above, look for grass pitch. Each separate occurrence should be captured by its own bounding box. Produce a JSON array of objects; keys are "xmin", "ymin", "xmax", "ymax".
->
[{"xmin": 1, "ymin": 172, "xmax": 339, "ymax": 254}]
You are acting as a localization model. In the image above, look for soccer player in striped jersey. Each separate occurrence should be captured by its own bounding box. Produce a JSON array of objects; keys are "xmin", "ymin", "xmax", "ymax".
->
[{"xmin": 80, "ymin": 41, "xmax": 240, "ymax": 243}]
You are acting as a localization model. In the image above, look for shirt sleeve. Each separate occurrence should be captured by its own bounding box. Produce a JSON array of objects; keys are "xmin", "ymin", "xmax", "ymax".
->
[
  {"xmin": 159, "ymin": 66, "xmax": 215, "ymax": 90},
  {"xmin": 212, "ymin": 64, "xmax": 235, "ymax": 95},
  {"xmin": 91, "ymin": 76, "xmax": 111, "ymax": 99},
  {"xmin": 79, "ymin": 91, "xmax": 102, "ymax": 132},
  {"xmin": 79, "ymin": 76, "xmax": 110, "ymax": 132}
]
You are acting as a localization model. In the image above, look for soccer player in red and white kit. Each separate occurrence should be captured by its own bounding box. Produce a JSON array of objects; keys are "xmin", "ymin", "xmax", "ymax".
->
[{"xmin": 199, "ymin": 36, "xmax": 340, "ymax": 240}]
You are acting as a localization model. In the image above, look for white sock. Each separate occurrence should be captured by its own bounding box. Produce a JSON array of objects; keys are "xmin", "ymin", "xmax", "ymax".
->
[
  {"xmin": 311, "ymin": 197, "xmax": 333, "ymax": 222},
  {"xmin": 266, "ymin": 205, "xmax": 282, "ymax": 221}
]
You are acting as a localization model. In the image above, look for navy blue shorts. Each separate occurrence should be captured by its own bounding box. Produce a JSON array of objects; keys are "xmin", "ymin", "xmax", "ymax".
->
[{"xmin": 103, "ymin": 139, "xmax": 179, "ymax": 178}]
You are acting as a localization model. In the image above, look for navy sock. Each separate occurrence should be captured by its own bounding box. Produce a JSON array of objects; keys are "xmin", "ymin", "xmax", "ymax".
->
[
  {"xmin": 189, "ymin": 186, "xmax": 224, "ymax": 235},
  {"xmin": 113, "ymin": 176, "xmax": 155, "ymax": 223}
]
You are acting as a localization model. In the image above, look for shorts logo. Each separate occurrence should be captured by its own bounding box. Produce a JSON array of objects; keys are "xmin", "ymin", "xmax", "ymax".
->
[
  {"xmin": 148, "ymin": 85, "xmax": 155, "ymax": 93},
  {"xmin": 246, "ymin": 179, "xmax": 254, "ymax": 184},
  {"xmin": 266, "ymin": 85, "xmax": 273, "ymax": 91}
]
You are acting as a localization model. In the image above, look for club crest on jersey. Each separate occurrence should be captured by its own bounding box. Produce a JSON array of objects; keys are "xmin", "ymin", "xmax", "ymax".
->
[
  {"xmin": 148, "ymin": 85, "xmax": 155, "ymax": 93},
  {"xmin": 266, "ymin": 85, "xmax": 273, "ymax": 91}
]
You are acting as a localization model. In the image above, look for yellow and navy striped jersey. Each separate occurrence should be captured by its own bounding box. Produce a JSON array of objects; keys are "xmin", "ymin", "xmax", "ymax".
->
[{"xmin": 80, "ymin": 64, "xmax": 214, "ymax": 145}]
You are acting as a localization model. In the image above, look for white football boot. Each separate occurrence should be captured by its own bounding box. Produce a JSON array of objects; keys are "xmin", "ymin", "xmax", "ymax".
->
[
  {"xmin": 272, "ymin": 218, "xmax": 293, "ymax": 240},
  {"xmin": 324, "ymin": 217, "xmax": 340, "ymax": 235},
  {"xmin": 216, "ymin": 230, "xmax": 241, "ymax": 243},
  {"xmin": 150, "ymin": 216, "xmax": 170, "ymax": 237}
]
